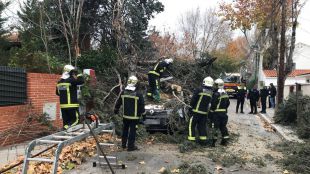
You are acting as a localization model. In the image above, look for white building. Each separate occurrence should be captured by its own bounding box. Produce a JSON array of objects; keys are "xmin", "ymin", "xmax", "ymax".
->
[
  {"xmin": 258, "ymin": 42, "xmax": 310, "ymax": 87},
  {"xmin": 261, "ymin": 70, "xmax": 310, "ymax": 86}
]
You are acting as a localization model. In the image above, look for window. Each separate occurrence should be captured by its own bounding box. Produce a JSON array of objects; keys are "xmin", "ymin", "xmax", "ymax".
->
[{"xmin": 0, "ymin": 66, "xmax": 27, "ymax": 106}]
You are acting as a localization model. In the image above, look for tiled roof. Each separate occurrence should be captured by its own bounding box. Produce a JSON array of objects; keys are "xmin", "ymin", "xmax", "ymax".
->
[{"xmin": 263, "ymin": 69, "xmax": 310, "ymax": 77}]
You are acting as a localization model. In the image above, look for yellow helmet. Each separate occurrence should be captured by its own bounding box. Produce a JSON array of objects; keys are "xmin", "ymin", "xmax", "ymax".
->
[{"xmin": 127, "ymin": 75, "xmax": 138, "ymax": 86}]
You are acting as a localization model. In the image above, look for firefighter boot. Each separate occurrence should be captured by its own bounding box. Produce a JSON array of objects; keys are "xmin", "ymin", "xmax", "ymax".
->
[{"xmin": 220, "ymin": 138, "xmax": 229, "ymax": 146}]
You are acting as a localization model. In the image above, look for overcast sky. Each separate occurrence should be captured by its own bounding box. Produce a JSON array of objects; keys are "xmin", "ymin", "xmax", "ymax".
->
[
  {"xmin": 2, "ymin": 0, "xmax": 310, "ymax": 45},
  {"xmin": 149, "ymin": 0, "xmax": 310, "ymax": 45}
]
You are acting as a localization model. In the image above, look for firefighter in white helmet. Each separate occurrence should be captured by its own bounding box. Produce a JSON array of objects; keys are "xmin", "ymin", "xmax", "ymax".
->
[
  {"xmin": 114, "ymin": 75, "xmax": 145, "ymax": 151},
  {"xmin": 147, "ymin": 58, "xmax": 174, "ymax": 102},
  {"xmin": 56, "ymin": 65, "xmax": 84, "ymax": 130},
  {"xmin": 209, "ymin": 78, "xmax": 230, "ymax": 146},
  {"xmin": 188, "ymin": 76, "xmax": 214, "ymax": 146}
]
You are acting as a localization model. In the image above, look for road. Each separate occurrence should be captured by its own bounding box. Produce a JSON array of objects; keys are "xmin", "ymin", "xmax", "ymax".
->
[{"xmin": 65, "ymin": 99, "xmax": 283, "ymax": 174}]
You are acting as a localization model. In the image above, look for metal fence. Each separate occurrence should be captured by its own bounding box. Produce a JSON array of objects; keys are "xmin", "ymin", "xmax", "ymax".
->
[{"xmin": 0, "ymin": 66, "xmax": 27, "ymax": 106}]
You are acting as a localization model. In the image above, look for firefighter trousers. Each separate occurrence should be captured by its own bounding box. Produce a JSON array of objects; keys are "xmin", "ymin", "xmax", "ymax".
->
[
  {"xmin": 147, "ymin": 73, "xmax": 160, "ymax": 101},
  {"xmin": 188, "ymin": 113, "xmax": 207, "ymax": 142},
  {"xmin": 61, "ymin": 107, "xmax": 80, "ymax": 129},
  {"xmin": 122, "ymin": 119, "xmax": 139, "ymax": 148},
  {"xmin": 209, "ymin": 112, "xmax": 229, "ymax": 140}
]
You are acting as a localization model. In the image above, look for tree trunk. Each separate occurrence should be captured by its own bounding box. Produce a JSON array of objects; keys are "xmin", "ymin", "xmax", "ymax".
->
[
  {"xmin": 271, "ymin": 0, "xmax": 279, "ymax": 69},
  {"xmin": 286, "ymin": 0, "xmax": 298, "ymax": 74},
  {"xmin": 277, "ymin": 0, "xmax": 287, "ymax": 105}
]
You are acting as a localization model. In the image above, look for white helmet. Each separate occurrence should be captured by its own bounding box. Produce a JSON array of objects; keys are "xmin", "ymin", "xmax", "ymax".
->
[
  {"xmin": 125, "ymin": 75, "xmax": 138, "ymax": 91},
  {"xmin": 203, "ymin": 76, "xmax": 214, "ymax": 87},
  {"xmin": 128, "ymin": 75, "xmax": 138, "ymax": 86},
  {"xmin": 63, "ymin": 65, "xmax": 75, "ymax": 73},
  {"xmin": 164, "ymin": 58, "xmax": 173, "ymax": 64},
  {"xmin": 215, "ymin": 78, "xmax": 224, "ymax": 89}
]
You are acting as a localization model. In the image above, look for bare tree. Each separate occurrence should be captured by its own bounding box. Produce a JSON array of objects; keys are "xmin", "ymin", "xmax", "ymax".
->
[
  {"xmin": 178, "ymin": 7, "xmax": 232, "ymax": 59},
  {"xmin": 58, "ymin": 0, "xmax": 85, "ymax": 66}
]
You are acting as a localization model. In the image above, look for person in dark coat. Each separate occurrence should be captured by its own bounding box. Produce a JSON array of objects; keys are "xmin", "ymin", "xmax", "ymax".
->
[
  {"xmin": 114, "ymin": 75, "xmax": 145, "ymax": 151},
  {"xmin": 269, "ymin": 83, "xmax": 277, "ymax": 108},
  {"xmin": 260, "ymin": 86, "xmax": 269, "ymax": 113},
  {"xmin": 236, "ymin": 83, "xmax": 247, "ymax": 113},
  {"xmin": 56, "ymin": 65, "xmax": 84, "ymax": 130},
  {"xmin": 247, "ymin": 85, "xmax": 259, "ymax": 114}
]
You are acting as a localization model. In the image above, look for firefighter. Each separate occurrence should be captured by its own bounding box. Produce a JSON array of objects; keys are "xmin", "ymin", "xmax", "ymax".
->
[
  {"xmin": 114, "ymin": 75, "xmax": 145, "ymax": 151},
  {"xmin": 209, "ymin": 78, "xmax": 230, "ymax": 146},
  {"xmin": 248, "ymin": 85, "xmax": 260, "ymax": 114},
  {"xmin": 260, "ymin": 86, "xmax": 269, "ymax": 113},
  {"xmin": 147, "ymin": 58, "xmax": 173, "ymax": 102},
  {"xmin": 188, "ymin": 76, "xmax": 214, "ymax": 146},
  {"xmin": 236, "ymin": 82, "xmax": 247, "ymax": 113},
  {"xmin": 56, "ymin": 65, "xmax": 84, "ymax": 130}
]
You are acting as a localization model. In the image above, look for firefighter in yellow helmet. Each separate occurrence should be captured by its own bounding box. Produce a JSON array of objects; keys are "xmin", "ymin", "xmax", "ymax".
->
[
  {"xmin": 188, "ymin": 76, "xmax": 214, "ymax": 146},
  {"xmin": 56, "ymin": 65, "xmax": 84, "ymax": 130},
  {"xmin": 209, "ymin": 78, "xmax": 230, "ymax": 146},
  {"xmin": 114, "ymin": 75, "xmax": 145, "ymax": 151}
]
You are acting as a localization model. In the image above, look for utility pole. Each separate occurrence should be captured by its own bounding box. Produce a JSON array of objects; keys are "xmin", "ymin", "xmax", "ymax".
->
[{"xmin": 277, "ymin": 0, "xmax": 286, "ymax": 105}]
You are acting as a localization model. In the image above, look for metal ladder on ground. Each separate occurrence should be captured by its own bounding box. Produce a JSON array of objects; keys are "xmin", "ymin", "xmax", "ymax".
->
[
  {"xmin": 93, "ymin": 126, "xmax": 126, "ymax": 169},
  {"xmin": 22, "ymin": 122, "xmax": 114, "ymax": 174}
]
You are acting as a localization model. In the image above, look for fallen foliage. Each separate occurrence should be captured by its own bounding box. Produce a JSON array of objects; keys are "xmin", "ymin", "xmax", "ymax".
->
[
  {"xmin": 1, "ymin": 134, "xmax": 118, "ymax": 174},
  {"xmin": 274, "ymin": 141, "xmax": 310, "ymax": 174}
]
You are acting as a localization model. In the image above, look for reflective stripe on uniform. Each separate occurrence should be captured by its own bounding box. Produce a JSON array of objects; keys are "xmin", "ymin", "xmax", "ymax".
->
[
  {"xmin": 57, "ymin": 83, "xmax": 73, "ymax": 106},
  {"xmin": 215, "ymin": 94, "xmax": 229, "ymax": 112},
  {"xmin": 188, "ymin": 116, "xmax": 195, "ymax": 141},
  {"xmin": 223, "ymin": 136, "xmax": 229, "ymax": 139},
  {"xmin": 199, "ymin": 136, "xmax": 207, "ymax": 140},
  {"xmin": 148, "ymin": 71, "xmax": 160, "ymax": 76},
  {"xmin": 71, "ymin": 110, "xmax": 79, "ymax": 127},
  {"xmin": 147, "ymin": 93, "xmax": 152, "ymax": 96},
  {"xmin": 60, "ymin": 104, "xmax": 79, "ymax": 108},
  {"xmin": 122, "ymin": 95, "xmax": 139, "ymax": 119},
  {"xmin": 193, "ymin": 93, "xmax": 211, "ymax": 115}
]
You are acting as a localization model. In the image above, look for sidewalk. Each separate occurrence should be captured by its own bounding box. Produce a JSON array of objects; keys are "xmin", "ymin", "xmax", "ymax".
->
[
  {"xmin": 257, "ymin": 108, "xmax": 304, "ymax": 143},
  {"xmin": 0, "ymin": 142, "xmax": 46, "ymax": 168}
]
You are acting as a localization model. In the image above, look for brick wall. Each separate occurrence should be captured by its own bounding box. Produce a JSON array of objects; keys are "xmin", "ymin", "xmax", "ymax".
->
[{"xmin": 0, "ymin": 73, "xmax": 62, "ymax": 146}]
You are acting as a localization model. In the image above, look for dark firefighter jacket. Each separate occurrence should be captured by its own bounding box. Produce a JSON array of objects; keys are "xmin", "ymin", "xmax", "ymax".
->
[
  {"xmin": 248, "ymin": 89, "xmax": 260, "ymax": 102},
  {"xmin": 190, "ymin": 87, "xmax": 213, "ymax": 115},
  {"xmin": 148, "ymin": 61, "xmax": 170, "ymax": 77},
  {"xmin": 236, "ymin": 86, "xmax": 247, "ymax": 100},
  {"xmin": 210, "ymin": 90, "xmax": 230, "ymax": 113},
  {"xmin": 114, "ymin": 90, "xmax": 145, "ymax": 120},
  {"xmin": 56, "ymin": 75, "xmax": 84, "ymax": 108}
]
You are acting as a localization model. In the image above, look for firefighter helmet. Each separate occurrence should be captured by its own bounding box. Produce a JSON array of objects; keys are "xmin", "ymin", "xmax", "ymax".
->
[
  {"xmin": 63, "ymin": 65, "xmax": 75, "ymax": 73},
  {"xmin": 127, "ymin": 75, "xmax": 138, "ymax": 86},
  {"xmin": 203, "ymin": 76, "xmax": 214, "ymax": 87},
  {"xmin": 164, "ymin": 58, "xmax": 173, "ymax": 64},
  {"xmin": 215, "ymin": 78, "xmax": 224, "ymax": 89}
]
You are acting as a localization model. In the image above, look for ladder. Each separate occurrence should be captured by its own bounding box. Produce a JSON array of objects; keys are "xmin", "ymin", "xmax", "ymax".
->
[
  {"xmin": 92, "ymin": 128, "xmax": 126, "ymax": 169},
  {"xmin": 22, "ymin": 122, "xmax": 114, "ymax": 174}
]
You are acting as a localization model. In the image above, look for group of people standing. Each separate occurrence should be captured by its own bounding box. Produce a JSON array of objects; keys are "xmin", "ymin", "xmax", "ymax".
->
[
  {"xmin": 236, "ymin": 82, "xmax": 277, "ymax": 114},
  {"xmin": 188, "ymin": 77, "xmax": 230, "ymax": 147}
]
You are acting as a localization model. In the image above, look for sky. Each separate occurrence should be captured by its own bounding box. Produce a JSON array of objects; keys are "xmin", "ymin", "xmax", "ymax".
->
[
  {"xmin": 2, "ymin": 0, "xmax": 310, "ymax": 45},
  {"xmin": 149, "ymin": 0, "xmax": 310, "ymax": 45}
]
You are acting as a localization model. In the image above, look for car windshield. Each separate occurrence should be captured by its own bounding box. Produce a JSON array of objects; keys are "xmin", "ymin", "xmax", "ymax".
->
[{"xmin": 223, "ymin": 75, "xmax": 240, "ymax": 83}]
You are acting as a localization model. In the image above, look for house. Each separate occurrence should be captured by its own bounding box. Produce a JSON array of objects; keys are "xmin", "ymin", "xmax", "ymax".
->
[
  {"xmin": 258, "ymin": 42, "xmax": 310, "ymax": 87},
  {"xmin": 261, "ymin": 69, "xmax": 310, "ymax": 86}
]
